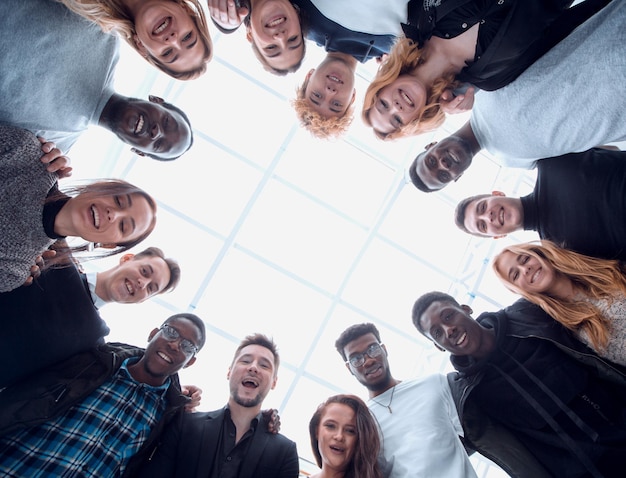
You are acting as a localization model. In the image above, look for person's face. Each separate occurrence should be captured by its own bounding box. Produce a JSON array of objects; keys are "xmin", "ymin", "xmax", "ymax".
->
[
  {"xmin": 414, "ymin": 137, "xmax": 474, "ymax": 191},
  {"xmin": 495, "ymin": 251, "xmax": 556, "ymax": 294},
  {"xmin": 228, "ymin": 344, "xmax": 277, "ymax": 408},
  {"xmin": 110, "ymin": 96, "xmax": 192, "ymax": 160},
  {"xmin": 133, "ymin": 0, "xmax": 208, "ymax": 74},
  {"xmin": 419, "ymin": 301, "xmax": 487, "ymax": 357},
  {"xmin": 99, "ymin": 254, "xmax": 170, "ymax": 304},
  {"xmin": 144, "ymin": 318, "xmax": 201, "ymax": 379},
  {"xmin": 247, "ymin": 0, "xmax": 304, "ymax": 71},
  {"xmin": 65, "ymin": 192, "xmax": 154, "ymax": 245},
  {"xmin": 464, "ymin": 193, "xmax": 523, "ymax": 237},
  {"xmin": 304, "ymin": 57, "xmax": 356, "ymax": 118},
  {"xmin": 368, "ymin": 75, "xmax": 426, "ymax": 136},
  {"xmin": 317, "ymin": 403, "xmax": 357, "ymax": 474},
  {"xmin": 342, "ymin": 333, "xmax": 391, "ymax": 392}
]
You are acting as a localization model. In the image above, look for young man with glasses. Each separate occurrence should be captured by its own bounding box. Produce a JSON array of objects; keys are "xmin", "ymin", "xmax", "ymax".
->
[
  {"xmin": 137, "ymin": 333, "xmax": 299, "ymax": 478},
  {"xmin": 0, "ymin": 313, "xmax": 205, "ymax": 478},
  {"xmin": 335, "ymin": 322, "xmax": 477, "ymax": 478}
]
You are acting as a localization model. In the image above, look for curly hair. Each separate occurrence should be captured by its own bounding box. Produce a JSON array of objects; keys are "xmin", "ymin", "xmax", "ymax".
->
[
  {"xmin": 493, "ymin": 241, "xmax": 626, "ymax": 351},
  {"xmin": 309, "ymin": 394, "xmax": 383, "ymax": 478},
  {"xmin": 362, "ymin": 37, "xmax": 457, "ymax": 140},
  {"xmin": 291, "ymin": 77, "xmax": 354, "ymax": 139},
  {"xmin": 58, "ymin": 0, "xmax": 212, "ymax": 80}
]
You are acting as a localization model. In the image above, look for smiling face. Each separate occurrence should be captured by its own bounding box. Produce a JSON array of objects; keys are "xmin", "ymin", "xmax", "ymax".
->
[
  {"xmin": 464, "ymin": 194, "xmax": 524, "ymax": 237},
  {"xmin": 494, "ymin": 250, "xmax": 557, "ymax": 295},
  {"xmin": 133, "ymin": 1, "xmax": 209, "ymax": 74},
  {"xmin": 342, "ymin": 333, "xmax": 391, "ymax": 393},
  {"xmin": 413, "ymin": 136, "xmax": 474, "ymax": 191},
  {"xmin": 419, "ymin": 300, "xmax": 493, "ymax": 359},
  {"xmin": 247, "ymin": 0, "xmax": 304, "ymax": 72},
  {"xmin": 109, "ymin": 96, "xmax": 192, "ymax": 160},
  {"xmin": 142, "ymin": 317, "xmax": 201, "ymax": 382},
  {"xmin": 96, "ymin": 254, "xmax": 171, "ymax": 304},
  {"xmin": 316, "ymin": 403, "xmax": 357, "ymax": 475},
  {"xmin": 62, "ymin": 192, "xmax": 155, "ymax": 246},
  {"xmin": 304, "ymin": 55, "xmax": 356, "ymax": 118},
  {"xmin": 368, "ymin": 75, "xmax": 426, "ymax": 136},
  {"xmin": 228, "ymin": 344, "xmax": 277, "ymax": 408}
]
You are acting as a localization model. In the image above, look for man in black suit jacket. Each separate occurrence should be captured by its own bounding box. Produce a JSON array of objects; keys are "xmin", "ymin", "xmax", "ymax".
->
[{"xmin": 137, "ymin": 333, "xmax": 299, "ymax": 478}]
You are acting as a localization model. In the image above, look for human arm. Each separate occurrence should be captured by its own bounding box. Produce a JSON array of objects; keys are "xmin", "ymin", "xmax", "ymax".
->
[
  {"xmin": 207, "ymin": 0, "xmax": 248, "ymax": 33},
  {"xmin": 440, "ymin": 86, "xmax": 475, "ymax": 115},
  {"xmin": 22, "ymin": 249, "xmax": 57, "ymax": 286},
  {"xmin": 38, "ymin": 137, "xmax": 72, "ymax": 178},
  {"xmin": 181, "ymin": 384, "xmax": 202, "ymax": 412}
]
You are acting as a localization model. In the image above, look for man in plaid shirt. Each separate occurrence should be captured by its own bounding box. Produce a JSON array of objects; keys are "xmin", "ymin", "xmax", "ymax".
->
[{"xmin": 0, "ymin": 312, "xmax": 206, "ymax": 477}]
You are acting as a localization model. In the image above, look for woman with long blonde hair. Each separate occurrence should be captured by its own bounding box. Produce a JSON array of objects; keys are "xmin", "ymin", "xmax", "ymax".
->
[
  {"xmin": 363, "ymin": 0, "xmax": 602, "ymax": 140},
  {"xmin": 493, "ymin": 240, "xmax": 626, "ymax": 365},
  {"xmin": 59, "ymin": 0, "xmax": 212, "ymax": 80}
]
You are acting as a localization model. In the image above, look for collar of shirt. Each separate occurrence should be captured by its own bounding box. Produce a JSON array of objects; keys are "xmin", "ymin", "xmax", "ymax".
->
[{"xmin": 86, "ymin": 272, "xmax": 108, "ymax": 309}]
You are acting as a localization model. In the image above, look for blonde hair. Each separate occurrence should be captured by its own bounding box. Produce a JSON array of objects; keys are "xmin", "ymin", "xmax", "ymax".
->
[
  {"xmin": 493, "ymin": 241, "xmax": 626, "ymax": 350},
  {"xmin": 58, "ymin": 0, "xmax": 212, "ymax": 80},
  {"xmin": 291, "ymin": 77, "xmax": 353, "ymax": 139},
  {"xmin": 362, "ymin": 36, "xmax": 457, "ymax": 140}
]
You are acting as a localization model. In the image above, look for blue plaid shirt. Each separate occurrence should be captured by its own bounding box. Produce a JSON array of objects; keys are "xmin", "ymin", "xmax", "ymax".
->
[{"xmin": 0, "ymin": 358, "xmax": 169, "ymax": 477}]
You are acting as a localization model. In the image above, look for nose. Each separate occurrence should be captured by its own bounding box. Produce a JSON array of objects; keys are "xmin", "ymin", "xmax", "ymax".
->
[
  {"xmin": 443, "ymin": 323, "xmax": 456, "ymax": 338},
  {"xmin": 150, "ymin": 122, "xmax": 163, "ymax": 140},
  {"xmin": 326, "ymin": 84, "xmax": 336, "ymax": 93},
  {"xmin": 333, "ymin": 429, "xmax": 345, "ymax": 441},
  {"xmin": 136, "ymin": 277, "xmax": 147, "ymax": 290},
  {"xmin": 393, "ymin": 99, "xmax": 403, "ymax": 111}
]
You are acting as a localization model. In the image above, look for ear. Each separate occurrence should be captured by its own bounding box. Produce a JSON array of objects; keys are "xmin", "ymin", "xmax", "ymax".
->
[
  {"xmin": 148, "ymin": 95, "xmax": 165, "ymax": 104},
  {"xmin": 344, "ymin": 361, "xmax": 354, "ymax": 376},
  {"xmin": 461, "ymin": 304, "xmax": 473, "ymax": 316},
  {"xmin": 183, "ymin": 356, "xmax": 197, "ymax": 368},
  {"xmin": 120, "ymin": 253, "xmax": 135, "ymax": 264},
  {"xmin": 270, "ymin": 374, "xmax": 278, "ymax": 390},
  {"xmin": 131, "ymin": 147, "xmax": 146, "ymax": 157},
  {"xmin": 306, "ymin": 69, "xmax": 314, "ymax": 80},
  {"xmin": 245, "ymin": 28, "xmax": 253, "ymax": 43},
  {"xmin": 425, "ymin": 141, "xmax": 438, "ymax": 151},
  {"xmin": 434, "ymin": 343, "xmax": 446, "ymax": 352},
  {"xmin": 99, "ymin": 243, "xmax": 119, "ymax": 250},
  {"xmin": 133, "ymin": 35, "xmax": 149, "ymax": 58},
  {"xmin": 453, "ymin": 173, "xmax": 464, "ymax": 183},
  {"xmin": 492, "ymin": 190, "xmax": 506, "ymax": 197},
  {"xmin": 349, "ymin": 89, "xmax": 357, "ymax": 106},
  {"xmin": 226, "ymin": 367, "xmax": 232, "ymax": 380},
  {"xmin": 148, "ymin": 327, "xmax": 159, "ymax": 342},
  {"xmin": 493, "ymin": 234, "xmax": 507, "ymax": 239},
  {"xmin": 382, "ymin": 343, "xmax": 389, "ymax": 356}
]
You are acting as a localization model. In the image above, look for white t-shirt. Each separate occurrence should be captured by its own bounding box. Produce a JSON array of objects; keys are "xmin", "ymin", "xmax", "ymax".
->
[
  {"xmin": 369, "ymin": 375, "xmax": 477, "ymax": 478},
  {"xmin": 311, "ymin": 0, "xmax": 407, "ymax": 36},
  {"xmin": 470, "ymin": 0, "xmax": 626, "ymax": 168}
]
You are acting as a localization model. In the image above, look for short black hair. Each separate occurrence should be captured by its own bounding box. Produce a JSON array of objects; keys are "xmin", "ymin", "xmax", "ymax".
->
[
  {"xmin": 163, "ymin": 313, "xmax": 206, "ymax": 350},
  {"xmin": 411, "ymin": 292, "xmax": 460, "ymax": 335},
  {"xmin": 408, "ymin": 155, "xmax": 435, "ymax": 193},
  {"xmin": 145, "ymin": 101, "xmax": 194, "ymax": 161},
  {"xmin": 454, "ymin": 194, "xmax": 493, "ymax": 235},
  {"xmin": 334, "ymin": 323, "xmax": 381, "ymax": 362}
]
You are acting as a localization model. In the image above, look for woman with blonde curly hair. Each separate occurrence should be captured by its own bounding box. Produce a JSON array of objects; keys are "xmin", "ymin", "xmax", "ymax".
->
[
  {"xmin": 309, "ymin": 394, "xmax": 383, "ymax": 478},
  {"xmin": 363, "ymin": 0, "xmax": 602, "ymax": 140},
  {"xmin": 59, "ymin": 0, "xmax": 212, "ymax": 80},
  {"xmin": 493, "ymin": 240, "xmax": 626, "ymax": 366}
]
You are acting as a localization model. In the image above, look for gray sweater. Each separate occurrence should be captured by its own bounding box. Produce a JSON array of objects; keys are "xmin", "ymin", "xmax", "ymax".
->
[{"xmin": 0, "ymin": 125, "xmax": 58, "ymax": 292}]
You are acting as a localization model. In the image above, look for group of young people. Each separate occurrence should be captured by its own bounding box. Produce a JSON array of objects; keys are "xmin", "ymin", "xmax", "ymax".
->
[{"xmin": 1, "ymin": 0, "xmax": 625, "ymax": 477}]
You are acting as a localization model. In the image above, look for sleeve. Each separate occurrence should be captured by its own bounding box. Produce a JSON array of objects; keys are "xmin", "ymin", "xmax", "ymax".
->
[
  {"xmin": 134, "ymin": 413, "xmax": 182, "ymax": 478},
  {"xmin": 276, "ymin": 439, "xmax": 299, "ymax": 478},
  {"xmin": 440, "ymin": 374, "xmax": 465, "ymax": 437}
]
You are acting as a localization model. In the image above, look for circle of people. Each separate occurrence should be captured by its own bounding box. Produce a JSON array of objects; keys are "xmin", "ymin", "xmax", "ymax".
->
[{"xmin": 1, "ymin": 1, "xmax": 625, "ymax": 477}]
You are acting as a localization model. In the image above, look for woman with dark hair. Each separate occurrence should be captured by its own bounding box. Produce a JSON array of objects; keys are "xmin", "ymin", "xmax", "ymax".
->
[
  {"xmin": 309, "ymin": 394, "xmax": 383, "ymax": 478},
  {"xmin": 58, "ymin": 0, "xmax": 213, "ymax": 80},
  {"xmin": 493, "ymin": 240, "xmax": 626, "ymax": 366},
  {"xmin": 0, "ymin": 125, "xmax": 157, "ymax": 293}
]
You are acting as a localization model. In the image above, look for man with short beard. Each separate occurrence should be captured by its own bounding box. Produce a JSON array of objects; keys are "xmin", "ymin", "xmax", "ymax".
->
[
  {"xmin": 335, "ymin": 323, "xmax": 477, "ymax": 478},
  {"xmin": 137, "ymin": 333, "xmax": 299, "ymax": 478}
]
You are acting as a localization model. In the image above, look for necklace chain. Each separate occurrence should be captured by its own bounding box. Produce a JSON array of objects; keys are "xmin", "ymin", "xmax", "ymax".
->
[{"xmin": 371, "ymin": 384, "xmax": 396, "ymax": 414}]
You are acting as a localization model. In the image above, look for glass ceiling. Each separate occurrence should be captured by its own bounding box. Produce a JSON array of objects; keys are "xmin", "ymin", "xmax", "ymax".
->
[{"xmin": 73, "ymin": 29, "xmax": 540, "ymax": 477}]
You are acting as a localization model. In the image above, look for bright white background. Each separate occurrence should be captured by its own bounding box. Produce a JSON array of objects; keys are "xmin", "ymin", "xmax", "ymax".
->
[{"xmin": 70, "ymin": 25, "xmax": 540, "ymax": 476}]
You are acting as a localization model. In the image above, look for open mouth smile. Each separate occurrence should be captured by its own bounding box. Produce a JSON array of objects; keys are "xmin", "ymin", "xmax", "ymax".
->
[
  {"xmin": 327, "ymin": 75, "xmax": 343, "ymax": 84},
  {"xmin": 90, "ymin": 205, "xmax": 100, "ymax": 229},
  {"xmin": 399, "ymin": 89, "xmax": 414, "ymax": 107},
  {"xmin": 157, "ymin": 351, "xmax": 173, "ymax": 363},
  {"xmin": 456, "ymin": 332, "xmax": 467, "ymax": 346},
  {"xmin": 242, "ymin": 377, "xmax": 259, "ymax": 388},
  {"xmin": 125, "ymin": 279, "xmax": 135, "ymax": 296},
  {"xmin": 266, "ymin": 16, "xmax": 286, "ymax": 28},
  {"xmin": 134, "ymin": 115, "xmax": 145, "ymax": 135},
  {"xmin": 154, "ymin": 17, "xmax": 170, "ymax": 35}
]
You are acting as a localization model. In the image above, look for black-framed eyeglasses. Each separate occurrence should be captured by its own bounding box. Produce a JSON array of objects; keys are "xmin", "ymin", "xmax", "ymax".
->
[
  {"xmin": 346, "ymin": 343, "xmax": 384, "ymax": 368},
  {"xmin": 159, "ymin": 325, "xmax": 198, "ymax": 357}
]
